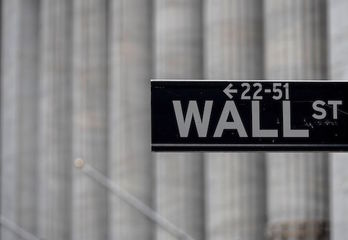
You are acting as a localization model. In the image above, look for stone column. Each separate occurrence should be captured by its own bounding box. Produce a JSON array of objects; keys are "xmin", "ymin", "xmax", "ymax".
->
[
  {"xmin": 330, "ymin": 153, "xmax": 348, "ymax": 240},
  {"xmin": 154, "ymin": 0, "xmax": 205, "ymax": 239},
  {"xmin": 265, "ymin": 0, "xmax": 329, "ymax": 239},
  {"xmin": 204, "ymin": 0, "xmax": 266, "ymax": 239},
  {"xmin": 329, "ymin": 0, "xmax": 348, "ymax": 239},
  {"xmin": 108, "ymin": 0, "xmax": 153, "ymax": 239},
  {"xmin": 1, "ymin": 0, "xmax": 39, "ymax": 239},
  {"xmin": 38, "ymin": 0, "xmax": 72, "ymax": 239},
  {"xmin": 72, "ymin": 0, "xmax": 108, "ymax": 239}
]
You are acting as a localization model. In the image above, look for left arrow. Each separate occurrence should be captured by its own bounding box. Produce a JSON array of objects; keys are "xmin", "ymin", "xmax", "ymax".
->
[{"xmin": 223, "ymin": 83, "xmax": 237, "ymax": 99}]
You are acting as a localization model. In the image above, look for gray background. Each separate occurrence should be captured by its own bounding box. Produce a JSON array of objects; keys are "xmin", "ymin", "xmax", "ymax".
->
[{"xmin": 0, "ymin": 0, "xmax": 347, "ymax": 240}]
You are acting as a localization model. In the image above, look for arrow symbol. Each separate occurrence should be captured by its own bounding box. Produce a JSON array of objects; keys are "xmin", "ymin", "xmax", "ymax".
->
[{"xmin": 223, "ymin": 83, "xmax": 238, "ymax": 99}]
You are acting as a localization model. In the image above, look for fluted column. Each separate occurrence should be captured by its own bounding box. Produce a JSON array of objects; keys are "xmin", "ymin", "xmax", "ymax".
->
[
  {"xmin": 330, "ymin": 153, "xmax": 347, "ymax": 240},
  {"xmin": 72, "ymin": 0, "xmax": 108, "ymax": 239},
  {"xmin": 1, "ymin": 0, "xmax": 39, "ymax": 239},
  {"xmin": 204, "ymin": 0, "xmax": 266, "ymax": 239},
  {"xmin": 154, "ymin": 1, "xmax": 205, "ymax": 239},
  {"xmin": 329, "ymin": 0, "xmax": 348, "ymax": 80},
  {"xmin": 265, "ymin": 1, "xmax": 329, "ymax": 239},
  {"xmin": 329, "ymin": 0, "xmax": 348, "ymax": 239},
  {"xmin": 38, "ymin": 1, "xmax": 72, "ymax": 239},
  {"xmin": 108, "ymin": 0, "xmax": 153, "ymax": 239}
]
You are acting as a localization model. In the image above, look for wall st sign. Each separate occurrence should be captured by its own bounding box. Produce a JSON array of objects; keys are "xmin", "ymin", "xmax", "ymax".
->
[{"xmin": 151, "ymin": 80, "xmax": 348, "ymax": 151}]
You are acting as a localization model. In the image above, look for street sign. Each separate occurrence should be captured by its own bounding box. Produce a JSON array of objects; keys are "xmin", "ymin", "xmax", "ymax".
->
[{"xmin": 151, "ymin": 80, "xmax": 348, "ymax": 151}]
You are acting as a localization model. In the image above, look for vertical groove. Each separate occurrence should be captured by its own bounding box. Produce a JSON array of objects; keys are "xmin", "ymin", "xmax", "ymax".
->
[
  {"xmin": 38, "ymin": 0, "xmax": 72, "ymax": 239},
  {"xmin": 1, "ymin": 0, "xmax": 39, "ymax": 239},
  {"xmin": 108, "ymin": 0, "xmax": 153, "ymax": 239},
  {"xmin": 72, "ymin": 0, "xmax": 108, "ymax": 239}
]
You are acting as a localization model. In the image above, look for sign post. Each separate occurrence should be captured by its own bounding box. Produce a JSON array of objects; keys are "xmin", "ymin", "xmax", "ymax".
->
[{"xmin": 151, "ymin": 80, "xmax": 348, "ymax": 151}]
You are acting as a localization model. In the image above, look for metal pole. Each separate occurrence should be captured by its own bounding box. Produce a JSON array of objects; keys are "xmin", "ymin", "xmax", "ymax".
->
[
  {"xmin": 0, "ymin": 216, "xmax": 42, "ymax": 240},
  {"xmin": 74, "ymin": 159, "xmax": 195, "ymax": 240}
]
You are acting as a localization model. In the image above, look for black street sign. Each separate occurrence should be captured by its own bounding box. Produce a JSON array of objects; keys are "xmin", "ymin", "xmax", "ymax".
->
[{"xmin": 151, "ymin": 80, "xmax": 348, "ymax": 151}]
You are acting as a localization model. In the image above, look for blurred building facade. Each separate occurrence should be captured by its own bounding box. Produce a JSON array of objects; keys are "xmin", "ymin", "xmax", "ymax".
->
[{"xmin": 0, "ymin": 0, "xmax": 347, "ymax": 240}]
